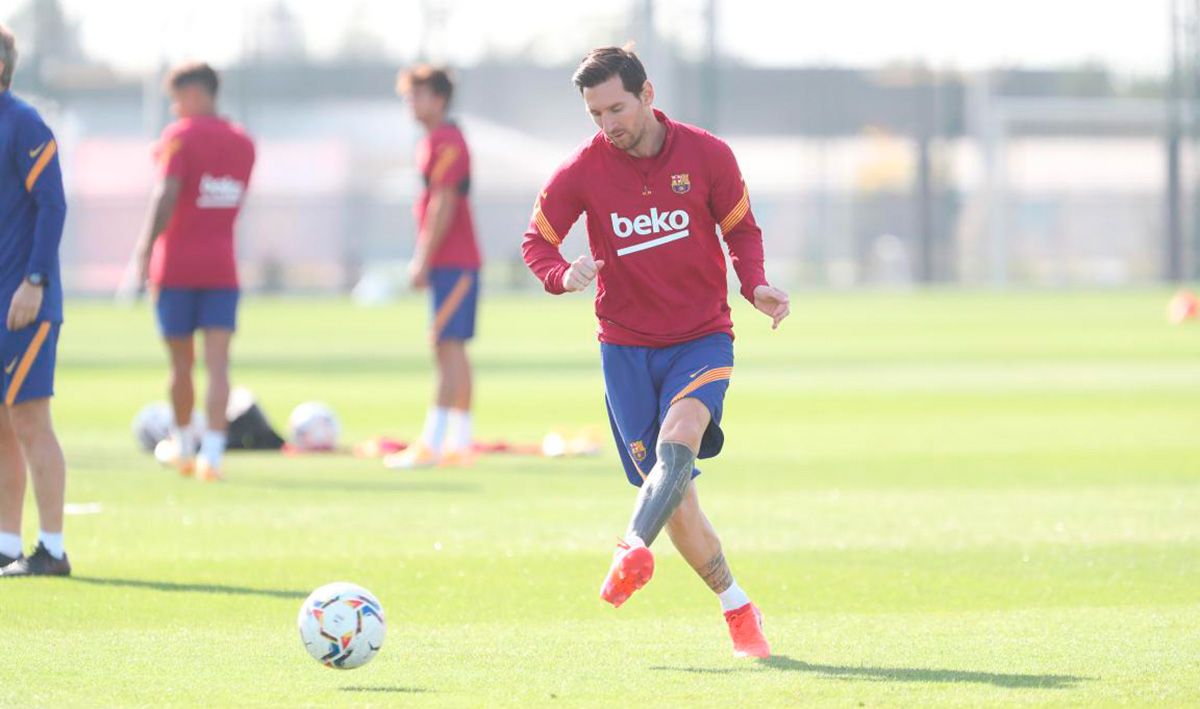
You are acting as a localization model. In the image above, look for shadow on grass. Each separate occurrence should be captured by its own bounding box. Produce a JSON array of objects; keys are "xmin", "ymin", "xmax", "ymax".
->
[
  {"xmin": 70, "ymin": 576, "xmax": 308, "ymax": 600},
  {"xmin": 340, "ymin": 686, "xmax": 431, "ymax": 694},
  {"xmin": 651, "ymin": 654, "xmax": 1091, "ymax": 689}
]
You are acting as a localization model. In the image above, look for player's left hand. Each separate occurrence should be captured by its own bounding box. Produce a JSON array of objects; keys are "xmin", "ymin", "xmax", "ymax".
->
[
  {"xmin": 752, "ymin": 284, "xmax": 790, "ymax": 330},
  {"xmin": 7, "ymin": 281, "xmax": 44, "ymax": 331},
  {"xmin": 135, "ymin": 246, "xmax": 152, "ymax": 298},
  {"xmin": 408, "ymin": 256, "xmax": 430, "ymax": 290}
]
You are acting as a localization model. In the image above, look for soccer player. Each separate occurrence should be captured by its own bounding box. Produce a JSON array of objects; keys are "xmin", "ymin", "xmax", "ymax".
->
[
  {"xmin": 0, "ymin": 25, "xmax": 71, "ymax": 576},
  {"xmin": 385, "ymin": 66, "xmax": 481, "ymax": 470},
  {"xmin": 521, "ymin": 46, "xmax": 790, "ymax": 657},
  {"xmin": 130, "ymin": 63, "xmax": 255, "ymax": 482}
]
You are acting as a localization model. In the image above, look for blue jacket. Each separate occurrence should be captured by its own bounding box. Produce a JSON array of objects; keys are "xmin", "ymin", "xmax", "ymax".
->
[{"xmin": 0, "ymin": 90, "xmax": 65, "ymax": 332}]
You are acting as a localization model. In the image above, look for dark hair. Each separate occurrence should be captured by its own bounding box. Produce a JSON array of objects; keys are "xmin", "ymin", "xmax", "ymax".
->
[
  {"xmin": 0, "ymin": 24, "xmax": 16, "ymax": 89},
  {"xmin": 396, "ymin": 65, "xmax": 454, "ymax": 104},
  {"xmin": 167, "ymin": 62, "xmax": 219, "ymax": 96},
  {"xmin": 572, "ymin": 44, "xmax": 647, "ymax": 95}
]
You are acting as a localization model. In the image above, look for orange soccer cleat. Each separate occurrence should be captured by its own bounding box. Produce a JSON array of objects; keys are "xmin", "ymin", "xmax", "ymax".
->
[
  {"xmin": 195, "ymin": 457, "xmax": 225, "ymax": 483},
  {"xmin": 438, "ymin": 448, "xmax": 476, "ymax": 468},
  {"xmin": 599, "ymin": 539, "xmax": 654, "ymax": 608},
  {"xmin": 155, "ymin": 438, "xmax": 195, "ymax": 478},
  {"xmin": 724, "ymin": 603, "xmax": 771, "ymax": 658},
  {"xmin": 383, "ymin": 442, "xmax": 440, "ymax": 470}
]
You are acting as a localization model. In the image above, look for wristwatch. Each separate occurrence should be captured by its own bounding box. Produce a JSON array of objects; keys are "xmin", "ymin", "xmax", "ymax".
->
[{"xmin": 26, "ymin": 273, "xmax": 46, "ymax": 287}]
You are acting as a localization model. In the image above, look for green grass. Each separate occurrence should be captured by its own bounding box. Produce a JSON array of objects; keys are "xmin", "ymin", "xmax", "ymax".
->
[{"xmin": 3, "ymin": 290, "xmax": 1199, "ymax": 707}]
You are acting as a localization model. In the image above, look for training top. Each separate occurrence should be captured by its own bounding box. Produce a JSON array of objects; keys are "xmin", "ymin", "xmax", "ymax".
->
[
  {"xmin": 415, "ymin": 121, "xmax": 481, "ymax": 270},
  {"xmin": 149, "ymin": 115, "xmax": 255, "ymax": 289},
  {"xmin": 522, "ymin": 109, "xmax": 767, "ymax": 348},
  {"xmin": 0, "ymin": 91, "xmax": 65, "ymax": 332}
]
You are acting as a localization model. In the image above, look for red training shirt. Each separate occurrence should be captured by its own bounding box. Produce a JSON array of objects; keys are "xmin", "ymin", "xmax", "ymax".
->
[
  {"xmin": 149, "ymin": 115, "xmax": 255, "ymax": 289},
  {"xmin": 522, "ymin": 109, "xmax": 768, "ymax": 348},
  {"xmin": 414, "ymin": 121, "xmax": 481, "ymax": 270}
]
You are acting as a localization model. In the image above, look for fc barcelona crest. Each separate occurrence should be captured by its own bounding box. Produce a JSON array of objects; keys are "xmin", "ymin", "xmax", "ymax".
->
[
  {"xmin": 670, "ymin": 173, "xmax": 691, "ymax": 195},
  {"xmin": 630, "ymin": 440, "xmax": 647, "ymax": 462}
]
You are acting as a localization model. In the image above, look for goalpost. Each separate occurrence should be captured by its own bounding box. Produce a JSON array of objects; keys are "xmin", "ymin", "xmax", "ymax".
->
[{"xmin": 966, "ymin": 75, "xmax": 1178, "ymax": 287}]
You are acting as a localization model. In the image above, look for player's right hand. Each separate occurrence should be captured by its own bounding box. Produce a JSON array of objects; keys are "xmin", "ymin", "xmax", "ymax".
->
[
  {"xmin": 563, "ymin": 254, "xmax": 605, "ymax": 292},
  {"xmin": 7, "ymin": 281, "xmax": 43, "ymax": 331}
]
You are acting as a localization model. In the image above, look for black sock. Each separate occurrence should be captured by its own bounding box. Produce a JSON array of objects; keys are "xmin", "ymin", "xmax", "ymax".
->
[{"xmin": 627, "ymin": 441, "xmax": 695, "ymax": 546}]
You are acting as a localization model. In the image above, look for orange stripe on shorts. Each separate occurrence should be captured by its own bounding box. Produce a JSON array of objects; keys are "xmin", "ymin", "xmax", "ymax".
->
[
  {"xmin": 431, "ymin": 273, "xmax": 473, "ymax": 341},
  {"xmin": 669, "ymin": 366, "xmax": 734, "ymax": 407},
  {"xmin": 5, "ymin": 322, "xmax": 52, "ymax": 406}
]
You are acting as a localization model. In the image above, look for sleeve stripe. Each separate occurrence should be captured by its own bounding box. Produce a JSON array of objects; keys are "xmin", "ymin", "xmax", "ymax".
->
[
  {"xmin": 429, "ymin": 145, "xmax": 462, "ymax": 184},
  {"xmin": 534, "ymin": 207, "xmax": 562, "ymax": 246},
  {"xmin": 718, "ymin": 184, "xmax": 750, "ymax": 234},
  {"xmin": 158, "ymin": 137, "xmax": 182, "ymax": 168},
  {"xmin": 535, "ymin": 209, "xmax": 558, "ymax": 244},
  {"xmin": 24, "ymin": 139, "xmax": 58, "ymax": 192}
]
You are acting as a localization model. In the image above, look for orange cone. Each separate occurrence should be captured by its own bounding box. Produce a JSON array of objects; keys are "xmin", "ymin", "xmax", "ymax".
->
[{"xmin": 1168, "ymin": 289, "xmax": 1199, "ymax": 325}]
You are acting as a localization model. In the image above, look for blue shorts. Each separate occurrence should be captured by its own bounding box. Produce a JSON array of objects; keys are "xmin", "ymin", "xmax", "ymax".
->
[
  {"xmin": 1, "ymin": 321, "xmax": 59, "ymax": 406},
  {"xmin": 430, "ymin": 268, "xmax": 479, "ymax": 342},
  {"xmin": 155, "ymin": 288, "xmax": 239, "ymax": 338},
  {"xmin": 601, "ymin": 332, "xmax": 734, "ymax": 487}
]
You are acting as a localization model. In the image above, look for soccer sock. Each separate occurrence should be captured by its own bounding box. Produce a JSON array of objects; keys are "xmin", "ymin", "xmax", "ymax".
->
[
  {"xmin": 626, "ymin": 441, "xmax": 695, "ymax": 546},
  {"xmin": 0, "ymin": 531, "xmax": 21, "ymax": 558},
  {"xmin": 171, "ymin": 424, "xmax": 194, "ymax": 459},
  {"xmin": 38, "ymin": 530, "xmax": 64, "ymax": 559},
  {"xmin": 420, "ymin": 407, "xmax": 449, "ymax": 452},
  {"xmin": 718, "ymin": 581, "xmax": 751, "ymax": 612},
  {"xmin": 200, "ymin": 430, "xmax": 227, "ymax": 468},
  {"xmin": 446, "ymin": 409, "xmax": 472, "ymax": 452}
]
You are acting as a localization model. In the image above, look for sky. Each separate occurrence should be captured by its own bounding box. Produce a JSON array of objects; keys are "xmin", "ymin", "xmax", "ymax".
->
[{"xmin": 3, "ymin": 0, "xmax": 1172, "ymax": 77}]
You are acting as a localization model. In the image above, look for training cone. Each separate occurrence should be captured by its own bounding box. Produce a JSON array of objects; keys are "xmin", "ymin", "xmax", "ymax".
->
[{"xmin": 1168, "ymin": 289, "xmax": 1199, "ymax": 325}]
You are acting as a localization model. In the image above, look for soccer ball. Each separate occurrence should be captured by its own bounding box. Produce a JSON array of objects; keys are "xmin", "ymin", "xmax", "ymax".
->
[
  {"xmin": 297, "ymin": 582, "xmax": 386, "ymax": 669},
  {"xmin": 134, "ymin": 404, "xmax": 205, "ymax": 454},
  {"xmin": 288, "ymin": 402, "xmax": 340, "ymax": 451},
  {"xmin": 132, "ymin": 402, "xmax": 173, "ymax": 452}
]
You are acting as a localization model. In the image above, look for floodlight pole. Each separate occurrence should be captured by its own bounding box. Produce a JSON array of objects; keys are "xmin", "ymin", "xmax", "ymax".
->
[
  {"xmin": 1167, "ymin": 0, "xmax": 1185, "ymax": 282},
  {"xmin": 913, "ymin": 66, "xmax": 936, "ymax": 283},
  {"xmin": 701, "ymin": 0, "xmax": 718, "ymax": 131}
]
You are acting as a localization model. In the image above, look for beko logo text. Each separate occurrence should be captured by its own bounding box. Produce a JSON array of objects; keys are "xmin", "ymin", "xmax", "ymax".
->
[{"xmin": 609, "ymin": 208, "xmax": 689, "ymax": 238}]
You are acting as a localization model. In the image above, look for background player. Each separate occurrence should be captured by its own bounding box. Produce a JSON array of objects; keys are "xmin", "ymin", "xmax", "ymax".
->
[
  {"xmin": 386, "ymin": 66, "xmax": 481, "ymax": 469},
  {"xmin": 521, "ymin": 46, "xmax": 790, "ymax": 657},
  {"xmin": 0, "ymin": 24, "xmax": 71, "ymax": 576},
  {"xmin": 130, "ymin": 62, "xmax": 255, "ymax": 482}
]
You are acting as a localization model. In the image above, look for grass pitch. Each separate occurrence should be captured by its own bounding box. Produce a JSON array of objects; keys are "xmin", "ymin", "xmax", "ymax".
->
[{"xmin": 2, "ymin": 291, "xmax": 1198, "ymax": 707}]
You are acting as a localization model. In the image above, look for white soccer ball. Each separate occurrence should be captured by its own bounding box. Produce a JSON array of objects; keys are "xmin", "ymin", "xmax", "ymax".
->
[
  {"xmin": 297, "ymin": 582, "xmax": 386, "ymax": 669},
  {"xmin": 153, "ymin": 437, "xmax": 179, "ymax": 466},
  {"xmin": 541, "ymin": 430, "xmax": 567, "ymax": 458},
  {"xmin": 288, "ymin": 402, "xmax": 340, "ymax": 451},
  {"xmin": 133, "ymin": 404, "xmax": 206, "ymax": 453},
  {"xmin": 132, "ymin": 402, "xmax": 173, "ymax": 452}
]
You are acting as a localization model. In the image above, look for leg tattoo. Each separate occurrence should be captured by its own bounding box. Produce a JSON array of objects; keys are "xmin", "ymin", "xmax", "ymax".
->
[{"xmin": 698, "ymin": 551, "xmax": 733, "ymax": 593}]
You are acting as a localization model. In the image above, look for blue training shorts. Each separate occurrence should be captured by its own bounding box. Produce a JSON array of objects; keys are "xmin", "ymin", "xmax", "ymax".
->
[
  {"xmin": 1, "ymin": 321, "xmax": 59, "ymax": 406},
  {"xmin": 155, "ymin": 288, "xmax": 239, "ymax": 338},
  {"xmin": 601, "ymin": 332, "xmax": 734, "ymax": 487},
  {"xmin": 429, "ymin": 268, "xmax": 479, "ymax": 342}
]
